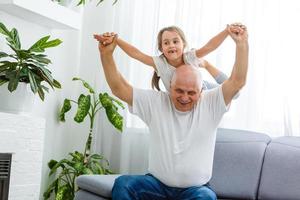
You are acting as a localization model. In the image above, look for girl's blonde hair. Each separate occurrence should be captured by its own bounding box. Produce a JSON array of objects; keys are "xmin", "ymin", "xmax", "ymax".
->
[{"xmin": 152, "ymin": 26, "xmax": 188, "ymax": 91}]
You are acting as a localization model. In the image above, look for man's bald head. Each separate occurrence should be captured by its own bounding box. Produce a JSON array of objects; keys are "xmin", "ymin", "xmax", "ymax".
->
[
  {"xmin": 170, "ymin": 64, "xmax": 203, "ymax": 112},
  {"xmin": 171, "ymin": 64, "xmax": 203, "ymax": 90}
]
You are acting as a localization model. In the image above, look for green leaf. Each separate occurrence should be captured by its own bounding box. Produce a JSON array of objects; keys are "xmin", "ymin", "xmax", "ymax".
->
[
  {"xmin": 53, "ymin": 79, "xmax": 61, "ymax": 89},
  {"xmin": 0, "ymin": 62, "xmax": 18, "ymax": 74},
  {"xmin": 90, "ymin": 154, "xmax": 104, "ymax": 160},
  {"xmin": 74, "ymin": 94, "xmax": 91, "ymax": 123},
  {"xmin": 93, "ymin": 162, "xmax": 105, "ymax": 174},
  {"xmin": 28, "ymin": 35, "xmax": 50, "ymax": 52},
  {"xmin": 59, "ymin": 99, "xmax": 72, "ymax": 122},
  {"xmin": 76, "ymin": 0, "xmax": 86, "ymax": 6},
  {"xmin": 7, "ymin": 71, "xmax": 19, "ymax": 92},
  {"xmin": 0, "ymin": 78, "xmax": 8, "ymax": 86},
  {"xmin": 55, "ymin": 184, "xmax": 73, "ymax": 200},
  {"xmin": 0, "ymin": 52, "xmax": 9, "ymax": 58},
  {"xmin": 29, "ymin": 36, "xmax": 62, "ymax": 52},
  {"xmin": 99, "ymin": 93, "xmax": 124, "ymax": 131},
  {"xmin": 10, "ymin": 28, "xmax": 21, "ymax": 49},
  {"xmin": 99, "ymin": 92, "xmax": 124, "ymax": 109},
  {"xmin": 28, "ymin": 71, "xmax": 38, "ymax": 93},
  {"xmin": 0, "ymin": 22, "xmax": 11, "ymax": 37},
  {"xmin": 43, "ymin": 179, "xmax": 59, "ymax": 199},
  {"xmin": 73, "ymin": 162, "xmax": 84, "ymax": 172},
  {"xmin": 31, "ymin": 54, "xmax": 51, "ymax": 64},
  {"xmin": 38, "ymin": 86, "xmax": 45, "ymax": 101},
  {"xmin": 105, "ymin": 106, "xmax": 123, "ymax": 131},
  {"xmin": 43, "ymin": 39, "xmax": 62, "ymax": 49},
  {"xmin": 99, "ymin": 93, "xmax": 111, "ymax": 107},
  {"xmin": 69, "ymin": 151, "xmax": 84, "ymax": 162},
  {"xmin": 32, "ymin": 63, "xmax": 55, "ymax": 89},
  {"xmin": 96, "ymin": 0, "xmax": 104, "ymax": 6},
  {"xmin": 41, "ymin": 85, "xmax": 49, "ymax": 93},
  {"xmin": 108, "ymin": 94, "xmax": 125, "ymax": 109},
  {"xmin": 72, "ymin": 77, "xmax": 94, "ymax": 94},
  {"xmin": 48, "ymin": 159, "xmax": 58, "ymax": 170},
  {"xmin": 49, "ymin": 158, "xmax": 73, "ymax": 176},
  {"xmin": 7, "ymin": 44, "xmax": 30, "ymax": 60},
  {"xmin": 82, "ymin": 167, "xmax": 93, "ymax": 174}
]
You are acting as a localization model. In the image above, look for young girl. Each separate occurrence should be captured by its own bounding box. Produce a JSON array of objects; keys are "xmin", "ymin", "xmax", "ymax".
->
[{"xmin": 94, "ymin": 24, "xmax": 239, "ymax": 91}]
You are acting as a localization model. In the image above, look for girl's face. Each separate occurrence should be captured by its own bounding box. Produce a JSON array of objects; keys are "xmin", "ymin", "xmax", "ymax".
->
[{"xmin": 161, "ymin": 30, "xmax": 185, "ymax": 62}]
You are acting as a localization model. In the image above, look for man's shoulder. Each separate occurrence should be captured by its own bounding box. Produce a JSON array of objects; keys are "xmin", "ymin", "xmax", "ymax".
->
[
  {"xmin": 133, "ymin": 88, "xmax": 169, "ymax": 100},
  {"xmin": 132, "ymin": 88, "xmax": 171, "ymax": 115},
  {"xmin": 201, "ymin": 86, "xmax": 222, "ymax": 102}
]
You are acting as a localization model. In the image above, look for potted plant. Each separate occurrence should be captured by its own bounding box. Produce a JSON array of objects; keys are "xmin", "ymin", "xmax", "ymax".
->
[
  {"xmin": 44, "ymin": 77, "xmax": 124, "ymax": 200},
  {"xmin": 0, "ymin": 22, "xmax": 62, "ymax": 101}
]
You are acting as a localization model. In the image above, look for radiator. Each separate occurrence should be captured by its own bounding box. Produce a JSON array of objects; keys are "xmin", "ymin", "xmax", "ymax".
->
[{"xmin": 0, "ymin": 153, "xmax": 12, "ymax": 200}]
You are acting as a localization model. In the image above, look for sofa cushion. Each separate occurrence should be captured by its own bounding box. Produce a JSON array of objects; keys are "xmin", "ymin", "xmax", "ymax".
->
[
  {"xmin": 210, "ymin": 128, "xmax": 271, "ymax": 200},
  {"xmin": 75, "ymin": 189, "xmax": 108, "ymax": 200},
  {"xmin": 76, "ymin": 174, "xmax": 120, "ymax": 198},
  {"xmin": 258, "ymin": 136, "xmax": 300, "ymax": 200}
]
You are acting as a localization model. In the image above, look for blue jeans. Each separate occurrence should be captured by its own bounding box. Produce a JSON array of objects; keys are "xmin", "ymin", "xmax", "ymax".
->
[{"xmin": 112, "ymin": 174, "xmax": 217, "ymax": 200}]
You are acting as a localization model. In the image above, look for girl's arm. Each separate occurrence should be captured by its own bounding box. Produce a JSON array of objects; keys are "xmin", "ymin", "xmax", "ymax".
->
[
  {"xmin": 201, "ymin": 59, "xmax": 240, "ymax": 98},
  {"xmin": 116, "ymin": 37, "xmax": 155, "ymax": 67},
  {"xmin": 201, "ymin": 59, "xmax": 227, "ymax": 84},
  {"xmin": 195, "ymin": 26, "xmax": 229, "ymax": 58},
  {"xmin": 94, "ymin": 33, "xmax": 155, "ymax": 68}
]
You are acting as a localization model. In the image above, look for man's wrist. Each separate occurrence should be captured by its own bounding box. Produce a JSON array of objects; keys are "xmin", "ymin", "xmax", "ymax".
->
[
  {"xmin": 100, "ymin": 52, "xmax": 113, "ymax": 58},
  {"xmin": 236, "ymin": 42, "xmax": 248, "ymax": 48}
]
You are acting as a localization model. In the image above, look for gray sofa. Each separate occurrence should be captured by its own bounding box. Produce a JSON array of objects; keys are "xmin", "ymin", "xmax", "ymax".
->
[{"xmin": 75, "ymin": 128, "xmax": 300, "ymax": 200}]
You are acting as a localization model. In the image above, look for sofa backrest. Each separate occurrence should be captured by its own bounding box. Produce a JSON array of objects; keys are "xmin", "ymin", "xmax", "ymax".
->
[
  {"xmin": 210, "ymin": 128, "xmax": 271, "ymax": 200},
  {"xmin": 258, "ymin": 136, "xmax": 300, "ymax": 200}
]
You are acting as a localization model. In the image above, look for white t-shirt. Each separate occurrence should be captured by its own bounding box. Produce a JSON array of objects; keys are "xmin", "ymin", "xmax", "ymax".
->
[
  {"xmin": 130, "ymin": 86, "xmax": 229, "ymax": 188},
  {"xmin": 153, "ymin": 49, "xmax": 201, "ymax": 91}
]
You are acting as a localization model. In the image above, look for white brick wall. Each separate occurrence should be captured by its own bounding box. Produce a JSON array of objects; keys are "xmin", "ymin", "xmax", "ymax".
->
[{"xmin": 0, "ymin": 112, "xmax": 45, "ymax": 200}]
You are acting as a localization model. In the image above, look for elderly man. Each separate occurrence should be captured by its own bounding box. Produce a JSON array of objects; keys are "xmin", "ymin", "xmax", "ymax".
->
[{"xmin": 94, "ymin": 25, "xmax": 248, "ymax": 200}]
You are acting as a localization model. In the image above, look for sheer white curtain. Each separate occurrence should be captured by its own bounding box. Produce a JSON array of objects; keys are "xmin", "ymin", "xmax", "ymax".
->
[
  {"xmin": 119, "ymin": 0, "xmax": 300, "ymax": 137},
  {"xmin": 91, "ymin": 0, "xmax": 300, "ymax": 173}
]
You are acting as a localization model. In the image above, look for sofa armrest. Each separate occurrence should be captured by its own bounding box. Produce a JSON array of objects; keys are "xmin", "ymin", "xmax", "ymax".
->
[{"xmin": 76, "ymin": 174, "xmax": 121, "ymax": 198}]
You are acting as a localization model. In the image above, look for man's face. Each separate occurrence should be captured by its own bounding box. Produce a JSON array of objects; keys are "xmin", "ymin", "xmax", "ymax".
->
[{"xmin": 170, "ymin": 76, "xmax": 201, "ymax": 112}]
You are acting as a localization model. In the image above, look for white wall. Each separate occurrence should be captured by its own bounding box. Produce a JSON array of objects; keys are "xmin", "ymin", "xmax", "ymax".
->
[
  {"xmin": 1, "ymin": 1, "xmax": 129, "ymax": 198},
  {"xmin": 0, "ymin": 10, "xmax": 82, "ymax": 198}
]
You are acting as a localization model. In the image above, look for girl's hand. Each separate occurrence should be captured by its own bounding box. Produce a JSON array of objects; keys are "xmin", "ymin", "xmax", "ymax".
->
[
  {"xmin": 228, "ymin": 24, "xmax": 248, "ymax": 44},
  {"xmin": 94, "ymin": 32, "xmax": 116, "ymax": 46},
  {"xmin": 228, "ymin": 23, "xmax": 247, "ymax": 34},
  {"xmin": 199, "ymin": 59, "xmax": 208, "ymax": 69},
  {"xmin": 94, "ymin": 34, "xmax": 118, "ymax": 55}
]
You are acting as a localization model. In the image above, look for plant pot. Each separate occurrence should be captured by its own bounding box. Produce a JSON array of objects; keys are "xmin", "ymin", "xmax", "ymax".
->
[{"xmin": 0, "ymin": 83, "xmax": 35, "ymax": 114}]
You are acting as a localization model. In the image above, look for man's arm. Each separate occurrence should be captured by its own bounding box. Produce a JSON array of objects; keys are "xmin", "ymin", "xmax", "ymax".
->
[
  {"xmin": 95, "ymin": 35, "xmax": 133, "ymax": 106},
  {"xmin": 222, "ymin": 26, "xmax": 249, "ymax": 105},
  {"xmin": 195, "ymin": 27, "xmax": 229, "ymax": 58}
]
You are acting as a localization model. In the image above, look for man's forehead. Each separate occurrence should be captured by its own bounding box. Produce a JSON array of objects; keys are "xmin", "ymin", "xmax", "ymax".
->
[
  {"xmin": 173, "ymin": 80, "xmax": 201, "ymax": 91},
  {"xmin": 171, "ymin": 68, "xmax": 203, "ymax": 91}
]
